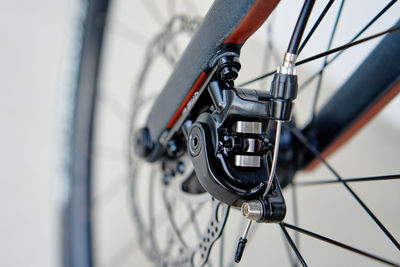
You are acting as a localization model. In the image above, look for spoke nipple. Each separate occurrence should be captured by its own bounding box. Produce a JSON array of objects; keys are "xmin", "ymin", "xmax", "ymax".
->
[{"xmin": 241, "ymin": 200, "xmax": 263, "ymax": 221}]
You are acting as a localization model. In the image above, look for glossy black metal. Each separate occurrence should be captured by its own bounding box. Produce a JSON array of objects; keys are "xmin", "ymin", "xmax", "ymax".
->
[
  {"xmin": 257, "ymin": 176, "xmax": 286, "ymax": 223},
  {"xmin": 287, "ymin": 0, "xmax": 316, "ymax": 54},
  {"xmin": 188, "ymin": 118, "xmax": 267, "ymax": 206},
  {"xmin": 187, "ymin": 82, "xmax": 276, "ymax": 205},
  {"xmin": 270, "ymin": 73, "xmax": 298, "ymax": 121},
  {"xmin": 216, "ymin": 55, "xmax": 241, "ymax": 81}
]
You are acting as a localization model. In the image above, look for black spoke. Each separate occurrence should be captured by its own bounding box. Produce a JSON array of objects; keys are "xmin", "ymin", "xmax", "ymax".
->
[
  {"xmin": 296, "ymin": 174, "xmax": 400, "ymax": 186},
  {"xmin": 240, "ymin": 22, "xmax": 400, "ymax": 88},
  {"xmin": 281, "ymin": 229, "xmax": 299, "ymax": 267},
  {"xmin": 299, "ymin": 0, "xmax": 398, "ymax": 92},
  {"xmin": 289, "ymin": 125, "xmax": 400, "ymax": 250},
  {"xmin": 297, "ymin": 0, "xmax": 336, "ymax": 55},
  {"xmin": 322, "ymin": 0, "xmax": 398, "ymax": 69},
  {"xmin": 295, "ymin": 24, "xmax": 400, "ymax": 67},
  {"xmin": 310, "ymin": 0, "xmax": 345, "ymax": 123},
  {"xmin": 282, "ymin": 223, "xmax": 400, "ymax": 267},
  {"xmin": 292, "ymin": 183, "xmax": 300, "ymax": 249},
  {"xmin": 280, "ymin": 223, "xmax": 308, "ymax": 267},
  {"xmin": 238, "ymin": 69, "xmax": 277, "ymax": 87}
]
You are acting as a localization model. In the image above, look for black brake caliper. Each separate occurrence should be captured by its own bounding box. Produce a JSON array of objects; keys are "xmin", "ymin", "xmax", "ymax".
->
[{"xmin": 187, "ymin": 53, "xmax": 288, "ymax": 224}]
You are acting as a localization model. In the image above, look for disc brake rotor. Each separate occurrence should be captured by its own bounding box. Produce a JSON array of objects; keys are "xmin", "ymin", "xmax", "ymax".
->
[{"xmin": 128, "ymin": 15, "xmax": 230, "ymax": 266}]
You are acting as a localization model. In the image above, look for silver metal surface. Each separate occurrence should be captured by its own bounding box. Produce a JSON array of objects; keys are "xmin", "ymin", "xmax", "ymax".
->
[
  {"xmin": 245, "ymin": 138, "xmax": 256, "ymax": 153},
  {"xmin": 235, "ymin": 121, "xmax": 262, "ymax": 134},
  {"xmin": 234, "ymin": 155, "xmax": 260, "ymax": 167},
  {"xmin": 278, "ymin": 52, "xmax": 297, "ymax": 75},
  {"xmin": 283, "ymin": 52, "xmax": 297, "ymax": 66},
  {"xmin": 242, "ymin": 220, "xmax": 253, "ymax": 239},
  {"xmin": 241, "ymin": 200, "xmax": 263, "ymax": 221},
  {"xmin": 264, "ymin": 120, "xmax": 282, "ymax": 196}
]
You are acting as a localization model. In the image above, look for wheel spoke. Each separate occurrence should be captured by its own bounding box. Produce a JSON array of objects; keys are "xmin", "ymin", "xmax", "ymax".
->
[
  {"xmin": 240, "ymin": 7, "xmax": 400, "ymax": 88},
  {"xmin": 280, "ymin": 223, "xmax": 308, "ymax": 267},
  {"xmin": 238, "ymin": 69, "xmax": 277, "ymax": 87},
  {"xmin": 289, "ymin": 125, "xmax": 400, "ymax": 250},
  {"xmin": 296, "ymin": 174, "xmax": 400, "ymax": 186},
  {"xmin": 292, "ymin": 183, "xmax": 300, "ymax": 249},
  {"xmin": 297, "ymin": 0, "xmax": 336, "ymax": 55},
  {"xmin": 281, "ymin": 229, "xmax": 299, "ymax": 267},
  {"xmin": 310, "ymin": 0, "xmax": 345, "ymax": 123},
  {"xmin": 282, "ymin": 223, "xmax": 400, "ymax": 267},
  {"xmin": 299, "ymin": 0, "xmax": 398, "ymax": 92},
  {"xmin": 295, "ymin": 23, "xmax": 400, "ymax": 67},
  {"xmin": 320, "ymin": 0, "xmax": 398, "ymax": 70}
]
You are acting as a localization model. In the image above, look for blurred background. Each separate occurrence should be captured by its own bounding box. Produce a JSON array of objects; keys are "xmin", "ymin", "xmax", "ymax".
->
[{"xmin": 0, "ymin": 0, "xmax": 399, "ymax": 267}]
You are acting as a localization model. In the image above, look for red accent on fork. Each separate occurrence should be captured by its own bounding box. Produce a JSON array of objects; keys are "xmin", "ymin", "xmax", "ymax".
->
[
  {"xmin": 306, "ymin": 80, "xmax": 400, "ymax": 170},
  {"xmin": 166, "ymin": 72, "xmax": 208, "ymax": 129},
  {"xmin": 224, "ymin": 0, "xmax": 280, "ymax": 44},
  {"xmin": 166, "ymin": 0, "xmax": 281, "ymax": 130}
]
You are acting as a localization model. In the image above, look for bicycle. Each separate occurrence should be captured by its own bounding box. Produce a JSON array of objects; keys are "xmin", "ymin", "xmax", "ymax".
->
[{"xmin": 64, "ymin": 0, "xmax": 400, "ymax": 266}]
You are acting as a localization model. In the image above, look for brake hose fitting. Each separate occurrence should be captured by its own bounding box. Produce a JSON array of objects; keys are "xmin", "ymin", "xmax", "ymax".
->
[{"xmin": 270, "ymin": 52, "xmax": 298, "ymax": 121}]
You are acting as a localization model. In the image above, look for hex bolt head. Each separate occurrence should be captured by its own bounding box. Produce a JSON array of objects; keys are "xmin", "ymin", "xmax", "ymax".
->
[{"xmin": 188, "ymin": 126, "xmax": 202, "ymax": 157}]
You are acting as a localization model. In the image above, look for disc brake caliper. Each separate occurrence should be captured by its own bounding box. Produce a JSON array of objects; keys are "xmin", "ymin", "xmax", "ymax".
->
[{"xmin": 187, "ymin": 55, "xmax": 287, "ymax": 222}]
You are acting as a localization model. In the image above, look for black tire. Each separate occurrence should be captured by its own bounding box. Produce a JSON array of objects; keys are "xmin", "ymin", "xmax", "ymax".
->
[{"xmin": 63, "ymin": 1, "xmax": 110, "ymax": 267}]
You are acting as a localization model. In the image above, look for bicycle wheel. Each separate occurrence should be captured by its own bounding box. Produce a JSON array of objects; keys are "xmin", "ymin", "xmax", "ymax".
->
[{"xmin": 64, "ymin": 0, "xmax": 400, "ymax": 266}]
